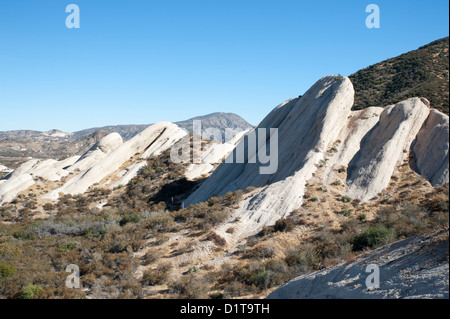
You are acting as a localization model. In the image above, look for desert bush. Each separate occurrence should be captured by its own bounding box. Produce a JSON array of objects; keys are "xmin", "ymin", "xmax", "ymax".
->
[
  {"xmin": 17, "ymin": 284, "xmax": 42, "ymax": 299},
  {"xmin": 338, "ymin": 196, "xmax": 352, "ymax": 203},
  {"xmin": 141, "ymin": 249, "xmax": 159, "ymax": 266},
  {"xmin": 274, "ymin": 218, "xmax": 295, "ymax": 232},
  {"xmin": 59, "ymin": 241, "xmax": 78, "ymax": 252},
  {"xmin": 204, "ymin": 231, "xmax": 227, "ymax": 246},
  {"xmin": 141, "ymin": 262, "xmax": 173, "ymax": 286},
  {"xmin": 119, "ymin": 214, "xmax": 140, "ymax": 226},
  {"xmin": 0, "ymin": 263, "xmax": 17, "ymax": 278},
  {"xmin": 284, "ymin": 243, "xmax": 321, "ymax": 272},
  {"xmin": 340, "ymin": 210, "xmax": 352, "ymax": 217},
  {"xmin": 42, "ymin": 203, "xmax": 54, "ymax": 211},
  {"xmin": 169, "ymin": 274, "xmax": 209, "ymax": 299},
  {"xmin": 357, "ymin": 214, "xmax": 367, "ymax": 221},
  {"xmin": 233, "ymin": 262, "xmax": 286, "ymax": 291},
  {"xmin": 352, "ymin": 224, "xmax": 396, "ymax": 251},
  {"xmin": 243, "ymin": 244, "xmax": 277, "ymax": 259}
]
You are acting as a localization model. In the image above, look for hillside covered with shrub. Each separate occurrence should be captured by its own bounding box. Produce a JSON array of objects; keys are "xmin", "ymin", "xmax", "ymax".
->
[{"xmin": 350, "ymin": 37, "xmax": 449, "ymax": 115}]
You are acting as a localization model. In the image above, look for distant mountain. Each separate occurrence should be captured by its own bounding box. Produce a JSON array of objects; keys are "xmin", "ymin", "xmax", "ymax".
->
[
  {"xmin": 0, "ymin": 113, "xmax": 252, "ymax": 167},
  {"xmin": 71, "ymin": 125, "xmax": 149, "ymax": 141},
  {"xmin": 176, "ymin": 112, "xmax": 253, "ymax": 141},
  {"xmin": 71, "ymin": 112, "xmax": 253, "ymax": 141},
  {"xmin": 350, "ymin": 37, "xmax": 449, "ymax": 115}
]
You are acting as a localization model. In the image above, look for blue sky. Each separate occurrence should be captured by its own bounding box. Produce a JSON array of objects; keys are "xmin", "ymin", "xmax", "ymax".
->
[{"xmin": 0, "ymin": 0, "xmax": 448, "ymax": 132}]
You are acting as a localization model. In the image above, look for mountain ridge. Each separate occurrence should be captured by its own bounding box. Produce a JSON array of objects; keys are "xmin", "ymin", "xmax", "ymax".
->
[{"xmin": 349, "ymin": 36, "xmax": 449, "ymax": 115}]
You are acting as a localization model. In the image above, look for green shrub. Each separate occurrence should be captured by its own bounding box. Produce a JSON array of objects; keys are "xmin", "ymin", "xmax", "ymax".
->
[
  {"xmin": 59, "ymin": 241, "xmax": 78, "ymax": 252},
  {"xmin": 120, "ymin": 214, "xmax": 141, "ymax": 226},
  {"xmin": 17, "ymin": 284, "xmax": 42, "ymax": 299},
  {"xmin": 210, "ymin": 292, "xmax": 224, "ymax": 299},
  {"xmin": 0, "ymin": 263, "xmax": 17, "ymax": 278},
  {"xmin": 340, "ymin": 210, "xmax": 352, "ymax": 217},
  {"xmin": 352, "ymin": 224, "xmax": 396, "ymax": 251},
  {"xmin": 243, "ymin": 244, "xmax": 277, "ymax": 259},
  {"xmin": 357, "ymin": 214, "xmax": 367, "ymax": 221},
  {"xmin": 338, "ymin": 196, "xmax": 352, "ymax": 203}
]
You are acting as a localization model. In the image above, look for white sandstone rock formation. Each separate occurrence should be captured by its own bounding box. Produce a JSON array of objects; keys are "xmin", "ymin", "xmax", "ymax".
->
[
  {"xmin": 67, "ymin": 133, "xmax": 123, "ymax": 172},
  {"xmin": 267, "ymin": 230, "xmax": 449, "ymax": 299},
  {"xmin": 184, "ymin": 77, "xmax": 448, "ymax": 245},
  {"xmin": 185, "ymin": 129, "xmax": 249, "ymax": 180},
  {"xmin": 31, "ymin": 156, "xmax": 80, "ymax": 182},
  {"xmin": 411, "ymin": 109, "xmax": 449, "ymax": 186},
  {"xmin": 346, "ymin": 98, "xmax": 430, "ymax": 201},
  {"xmin": 0, "ymin": 156, "xmax": 80, "ymax": 204},
  {"xmin": 47, "ymin": 122, "xmax": 187, "ymax": 198},
  {"xmin": 323, "ymin": 107, "xmax": 383, "ymax": 185},
  {"xmin": 110, "ymin": 161, "xmax": 148, "ymax": 189},
  {"xmin": 185, "ymin": 75, "xmax": 355, "ymax": 232}
]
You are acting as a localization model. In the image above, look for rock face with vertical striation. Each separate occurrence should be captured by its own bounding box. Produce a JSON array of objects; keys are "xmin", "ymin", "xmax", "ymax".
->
[
  {"xmin": 45, "ymin": 122, "xmax": 188, "ymax": 199},
  {"xmin": 67, "ymin": 133, "xmax": 123, "ymax": 173},
  {"xmin": 184, "ymin": 76, "xmax": 448, "ymax": 241},
  {"xmin": 411, "ymin": 109, "xmax": 449, "ymax": 186},
  {"xmin": 346, "ymin": 98, "xmax": 430, "ymax": 201},
  {"xmin": 0, "ymin": 156, "xmax": 80, "ymax": 204},
  {"xmin": 185, "ymin": 75, "xmax": 355, "ymax": 230}
]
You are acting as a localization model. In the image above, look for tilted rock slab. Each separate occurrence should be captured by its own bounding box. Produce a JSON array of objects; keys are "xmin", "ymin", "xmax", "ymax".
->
[
  {"xmin": 267, "ymin": 230, "xmax": 449, "ymax": 299},
  {"xmin": 411, "ymin": 109, "xmax": 449, "ymax": 186},
  {"xmin": 67, "ymin": 132, "xmax": 123, "ymax": 172},
  {"xmin": 0, "ymin": 156, "xmax": 80, "ymax": 204},
  {"xmin": 47, "ymin": 122, "xmax": 187, "ymax": 198},
  {"xmin": 185, "ymin": 76, "xmax": 355, "ymax": 229},
  {"xmin": 347, "ymin": 98, "xmax": 430, "ymax": 201},
  {"xmin": 185, "ymin": 129, "xmax": 250, "ymax": 180},
  {"xmin": 323, "ymin": 107, "xmax": 384, "ymax": 185}
]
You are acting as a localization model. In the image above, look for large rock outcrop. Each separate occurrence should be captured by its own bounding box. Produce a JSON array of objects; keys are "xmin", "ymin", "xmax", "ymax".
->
[
  {"xmin": 346, "ymin": 98, "xmax": 430, "ymax": 201},
  {"xmin": 0, "ymin": 156, "xmax": 80, "ymax": 204},
  {"xmin": 46, "ymin": 122, "xmax": 187, "ymax": 198},
  {"xmin": 411, "ymin": 109, "xmax": 449, "ymax": 186},
  {"xmin": 184, "ymin": 76, "xmax": 448, "ymax": 242},
  {"xmin": 185, "ymin": 129, "xmax": 249, "ymax": 180},
  {"xmin": 67, "ymin": 133, "xmax": 123, "ymax": 172},
  {"xmin": 185, "ymin": 75, "xmax": 355, "ymax": 227},
  {"xmin": 267, "ymin": 230, "xmax": 449, "ymax": 299}
]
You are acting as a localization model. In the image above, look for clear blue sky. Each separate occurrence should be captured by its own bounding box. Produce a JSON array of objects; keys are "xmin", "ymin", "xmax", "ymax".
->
[{"xmin": 0, "ymin": 0, "xmax": 448, "ymax": 132}]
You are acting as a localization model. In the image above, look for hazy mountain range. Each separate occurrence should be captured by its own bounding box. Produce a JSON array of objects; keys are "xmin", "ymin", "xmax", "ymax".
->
[{"xmin": 0, "ymin": 112, "xmax": 253, "ymax": 168}]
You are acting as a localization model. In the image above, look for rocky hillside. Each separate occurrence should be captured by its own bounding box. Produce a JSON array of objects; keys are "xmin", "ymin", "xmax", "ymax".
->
[
  {"xmin": 185, "ymin": 76, "xmax": 448, "ymax": 235},
  {"xmin": 350, "ymin": 37, "xmax": 449, "ymax": 115},
  {"xmin": 268, "ymin": 229, "xmax": 449, "ymax": 299},
  {"xmin": 0, "ymin": 75, "xmax": 447, "ymax": 300}
]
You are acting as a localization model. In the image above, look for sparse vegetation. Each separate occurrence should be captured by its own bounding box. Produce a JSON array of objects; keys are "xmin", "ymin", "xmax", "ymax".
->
[{"xmin": 350, "ymin": 37, "xmax": 449, "ymax": 115}]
